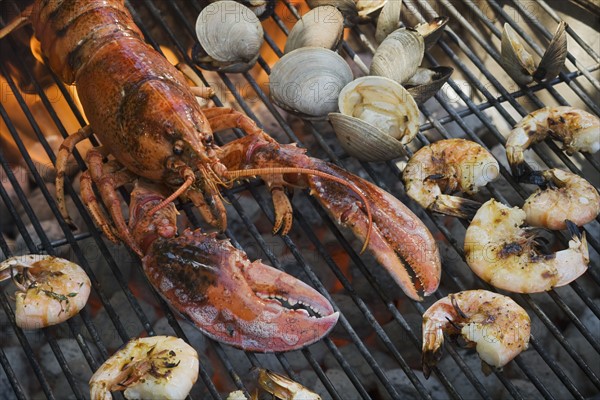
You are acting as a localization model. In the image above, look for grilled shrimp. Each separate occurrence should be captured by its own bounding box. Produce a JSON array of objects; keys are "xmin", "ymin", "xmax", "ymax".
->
[
  {"xmin": 523, "ymin": 169, "xmax": 600, "ymax": 229},
  {"xmin": 464, "ymin": 199, "xmax": 589, "ymax": 293},
  {"xmin": 89, "ymin": 336, "xmax": 199, "ymax": 400},
  {"xmin": 422, "ymin": 290, "xmax": 530, "ymax": 377},
  {"xmin": 258, "ymin": 369, "xmax": 322, "ymax": 400},
  {"xmin": 0, "ymin": 255, "xmax": 91, "ymax": 329},
  {"xmin": 403, "ymin": 139, "xmax": 499, "ymax": 219},
  {"xmin": 506, "ymin": 106, "xmax": 600, "ymax": 179}
]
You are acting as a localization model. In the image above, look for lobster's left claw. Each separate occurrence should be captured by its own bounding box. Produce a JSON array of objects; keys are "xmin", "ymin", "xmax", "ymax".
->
[
  {"xmin": 143, "ymin": 229, "xmax": 339, "ymax": 352},
  {"xmin": 308, "ymin": 164, "xmax": 441, "ymax": 301}
]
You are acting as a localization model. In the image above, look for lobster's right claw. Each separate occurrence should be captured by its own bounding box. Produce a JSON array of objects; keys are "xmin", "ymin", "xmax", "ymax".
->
[
  {"xmin": 142, "ymin": 229, "xmax": 339, "ymax": 352},
  {"xmin": 309, "ymin": 164, "xmax": 441, "ymax": 301}
]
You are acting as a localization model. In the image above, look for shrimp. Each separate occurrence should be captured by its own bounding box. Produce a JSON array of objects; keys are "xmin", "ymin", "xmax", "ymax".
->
[
  {"xmin": 523, "ymin": 169, "xmax": 600, "ymax": 229},
  {"xmin": 0, "ymin": 255, "xmax": 91, "ymax": 329},
  {"xmin": 258, "ymin": 369, "xmax": 322, "ymax": 400},
  {"xmin": 89, "ymin": 336, "xmax": 199, "ymax": 400},
  {"xmin": 403, "ymin": 139, "xmax": 499, "ymax": 219},
  {"xmin": 506, "ymin": 106, "xmax": 600, "ymax": 179},
  {"xmin": 464, "ymin": 199, "xmax": 589, "ymax": 293},
  {"xmin": 422, "ymin": 290, "xmax": 530, "ymax": 377}
]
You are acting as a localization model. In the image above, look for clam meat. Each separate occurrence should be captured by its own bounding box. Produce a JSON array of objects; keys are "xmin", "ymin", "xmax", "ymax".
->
[{"xmin": 329, "ymin": 76, "xmax": 420, "ymax": 161}]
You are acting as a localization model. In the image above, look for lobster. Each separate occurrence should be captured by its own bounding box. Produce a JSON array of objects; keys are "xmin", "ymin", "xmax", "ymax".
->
[{"xmin": 1, "ymin": 0, "xmax": 441, "ymax": 349}]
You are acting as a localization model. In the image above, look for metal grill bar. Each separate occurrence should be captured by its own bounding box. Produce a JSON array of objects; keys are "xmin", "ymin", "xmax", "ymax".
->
[{"xmin": 0, "ymin": 0, "xmax": 598, "ymax": 399}]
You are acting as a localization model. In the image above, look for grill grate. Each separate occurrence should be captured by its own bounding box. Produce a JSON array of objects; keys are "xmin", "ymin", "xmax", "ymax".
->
[{"xmin": 0, "ymin": 0, "xmax": 598, "ymax": 399}]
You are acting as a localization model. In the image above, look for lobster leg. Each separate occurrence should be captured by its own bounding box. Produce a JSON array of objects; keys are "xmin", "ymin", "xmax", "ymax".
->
[
  {"xmin": 205, "ymin": 108, "xmax": 295, "ymax": 234},
  {"xmin": 82, "ymin": 149, "xmax": 141, "ymax": 255},
  {"xmin": 0, "ymin": 6, "xmax": 31, "ymax": 39},
  {"xmin": 55, "ymin": 126, "xmax": 93, "ymax": 227}
]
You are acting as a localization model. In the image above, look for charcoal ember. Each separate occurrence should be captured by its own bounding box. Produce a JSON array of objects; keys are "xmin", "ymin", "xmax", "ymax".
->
[
  {"xmin": 547, "ymin": 308, "xmax": 600, "ymax": 397},
  {"xmin": 514, "ymin": 349, "xmax": 571, "ymax": 399},
  {"xmin": 379, "ymin": 316, "xmax": 422, "ymax": 369},
  {"xmin": 375, "ymin": 368, "xmax": 450, "ymax": 400},
  {"xmin": 311, "ymin": 369, "xmax": 361, "ymax": 400},
  {"xmin": 76, "ymin": 237, "xmax": 134, "ymax": 299},
  {"xmin": 285, "ymin": 341, "xmax": 329, "ymax": 370},
  {"xmin": 12, "ymin": 220, "xmax": 67, "ymax": 257},
  {"xmin": 0, "ymin": 346, "xmax": 34, "ymax": 399},
  {"xmin": 91, "ymin": 291, "xmax": 157, "ymax": 351},
  {"xmin": 151, "ymin": 317, "xmax": 209, "ymax": 355},
  {"xmin": 493, "ymin": 379, "xmax": 540, "ymax": 399},
  {"xmin": 328, "ymin": 293, "xmax": 374, "ymax": 341},
  {"xmin": 323, "ymin": 344, "xmax": 377, "ymax": 392},
  {"xmin": 0, "ymin": 164, "xmax": 30, "ymax": 235},
  {"xmin": 38, "ymin": 338, "xmax": 97, "ymax": 398}
]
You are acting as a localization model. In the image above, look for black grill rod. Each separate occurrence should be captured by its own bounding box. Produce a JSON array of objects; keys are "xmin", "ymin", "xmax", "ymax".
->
[
  {"xmin": 415, "ymin": 0, "xmax": 600, "ymax": 186},
  {"xmin": 149, "ymin": 2, "xmax": 337, "ymax": 389},
  {"xmin": 0, "ymin": 193, "xmax": 54, "ymax": 399},
  {"xmin": 145, "ymin": 2, "xmax": 348, "ymax": 392},
  {"xmin": 414, "ymin": 0, "xmax": 598, "ymax": 183},
  {"xmin": 222, "ymin": 185, "xmax": 376, "ymax": 399},
  {"xmin": 414, "ymin": 66, "xmax": 598, "ymax": 133},
  {"xmin": 395, "ymin": 51, "xmax": 600, "ymax": 387},
  {"xmin": 418, "ymin": 97, "xmax": 600, "ymax": 371},
  {"xmin": 420, "ymin": 49, "xmax": 600, "ymax": 287},
  {"xmin": 487, "ymin": 0, "xmax": 600, "ymax": 111},
  {"xmin": 463, "ymin": 0, "xmax": 600, "ymax": 176},
  {"xmin": 379, "ymin": 101, "xmax": 595, "ymax": 397},
  {"xmin": 537, "ymin": 0, "xmax": 600, "ymax": 62},
  {"xmin": 130, "ymin": 2, "xmax": 330, "ymax": 393},
  {"xmin": 220, "ymin": 198, "xmax": 337, "ymax": 393},
  {"xmin": 497, "ymin": 0, "xmax": 600, "ymax": 172},
  {"xmin": 0, "ymin": 51, "xmax": 160, "ymax": 348},
  {"xmin": 511, "ymin": 0, "xmax": 600, "ymax": 91},
  {"xmin": 425, "ymin": 70, "xmax": 600, "ymax": 317},
  {"xmin": 237, "ymin": 0, "xmax": 592, "ymax": 396},
  {"xmin": 0, "ymin": 343, "xmax": 26, "ymax": 400},
  {"xmin": 0, "ymin": 13, "xmax": 164, "ymax": 345},
  {"xmin": 517, "ymin": 1, "xmax": 600, "ymax": 90},
  {"xmin": 432, "ymin": 1, "xmax": 600, "ymax": 227}
]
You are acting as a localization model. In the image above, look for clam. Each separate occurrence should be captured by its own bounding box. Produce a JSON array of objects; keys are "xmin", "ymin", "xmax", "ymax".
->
[
  {"xmin": 194, "ymin": 1, "xmax": 264, "ymax": 72},
  {"xmin": 329, "ymin": 76, "xmax": 420, "ymax": 161},
  {"xmin": 284, "ymin": 6, "xmax": 344, "ymax": 53},
  {"xmin": 269, "ymin": 47, "xmax": 353, "ymax": 119},
  {"xmin": 501, "ymin": 21, "xmax": 567, "ymax": 85},
  {"xmin": 375, "ymin": 0, "xmax": 402, "ymax": 44},
  {"xmin": 414, "ymin": 16, "xmax": 449, "ymax": 50},
  {"xmin": 370, "ymin": 28, "xmax": 424, "ymax": 84},
  {"xmin": 405, "ymin": 66, "xmax": 454, "ymax": 104}
]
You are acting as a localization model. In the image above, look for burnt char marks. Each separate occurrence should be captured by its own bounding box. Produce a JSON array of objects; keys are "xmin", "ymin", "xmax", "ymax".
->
[{"xmin": 149, "ymin": 236, "xmax": 220, "ymax": 304}]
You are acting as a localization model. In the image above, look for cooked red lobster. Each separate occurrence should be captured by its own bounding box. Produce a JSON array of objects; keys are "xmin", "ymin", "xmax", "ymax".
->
[{"xmin": 1, "ymin": 0, "xmax": 441, "ymax": 351}]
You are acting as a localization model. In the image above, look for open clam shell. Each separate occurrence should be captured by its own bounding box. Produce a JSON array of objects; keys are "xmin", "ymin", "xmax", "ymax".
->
[
  {"xmin": 284, "ymin": 6, "xmax": 344, "ymax": 53},
  {"xmin": 270, "ymin": 47, "xmax": 353, "ymax": 119},
  {"xmin": 501, "ymin": 21, "xmax": 567, "ymax": 85},
  {"xmin": 375, "ymin": 0, "xmax": 402, "ymax": 44},
  {"xmin": 414, "ymin": 16, "xmax": 449, "ymax": 50},
  {"xmin": 370, "ymin": 28, "xmax": 424, "ymax": 84},
  {"xmin": 195, "ymin": 1, "xmax": 264, "ymax": 72},
  {"xmin": 329, "ymin": 76, "xmax": 419, "ymax": 161},
  {"xmin": 405, "ymin": 66, "xmax": 454, "ymax": 104}
]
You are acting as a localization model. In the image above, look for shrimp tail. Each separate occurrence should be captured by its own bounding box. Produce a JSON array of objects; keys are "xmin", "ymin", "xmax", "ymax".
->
[
  {"xmin": 421, "ymin": 323, "xmax": 445, "ymax": 379},
  {"xmin": 422, "ymin": 346, "xmax": 443, "ymax": 379},
  {"xmin": 566, "ymin": 219, "xmax": 582, "ymax": 239},
  {"xmin": 430, "ymin": 195, "xmax": 482, "ymax": 220}
]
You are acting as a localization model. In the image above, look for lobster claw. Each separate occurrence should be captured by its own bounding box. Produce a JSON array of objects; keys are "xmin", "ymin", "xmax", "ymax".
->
[
  {"xmin": 308, "ymin": 164, "xmax": 441, "ymax": 301},
  {"xmin": 130, "ymin": 181, "xmax": 338, "ymax": 352}
]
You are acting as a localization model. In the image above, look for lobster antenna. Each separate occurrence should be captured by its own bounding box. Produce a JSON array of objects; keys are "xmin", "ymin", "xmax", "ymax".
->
[
  {"xmin": 226, "ymin": 167, "xmax": 373, "ymax": 254},
  {"xmin": 148, "ymin": 170, "xmax": 194, "ymax": 217}
]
